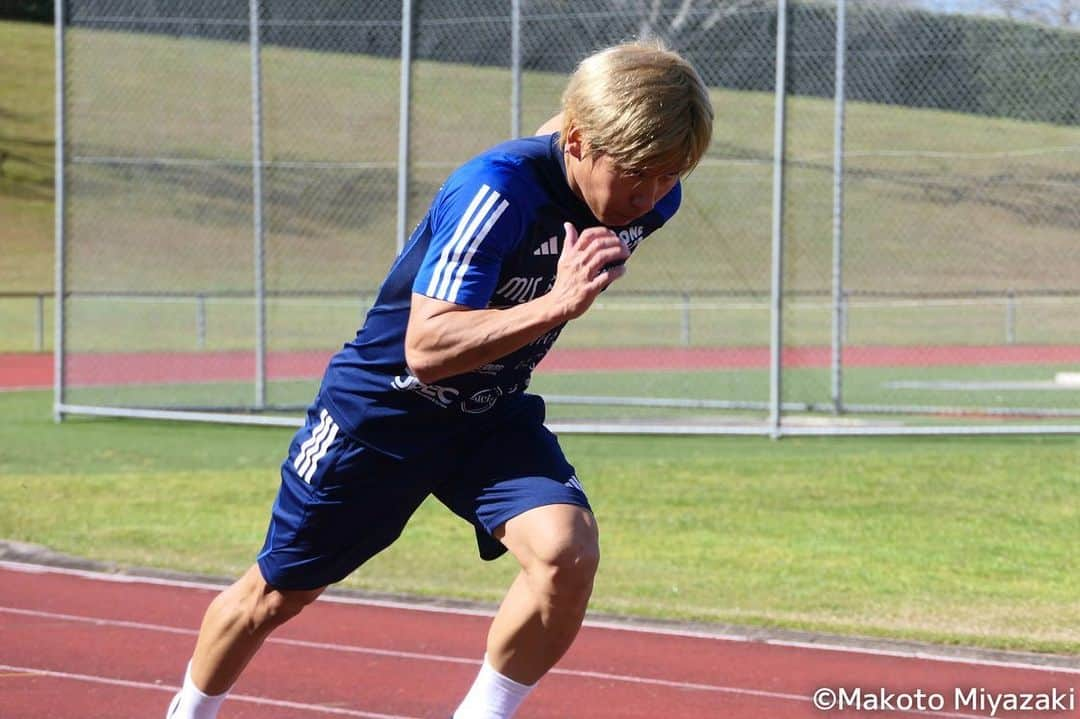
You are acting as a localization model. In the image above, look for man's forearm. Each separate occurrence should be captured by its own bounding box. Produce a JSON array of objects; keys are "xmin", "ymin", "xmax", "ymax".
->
[
  {"xmin": 404, "ymin": 293, "xmax": 566, "ymax": 384},
  {"xmin": 406, "ymin": 224, "xmax": 629, "ymax": 384}
]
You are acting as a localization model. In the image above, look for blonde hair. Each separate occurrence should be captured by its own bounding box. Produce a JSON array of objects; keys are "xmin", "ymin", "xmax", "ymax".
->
[{"xmin": 560, "ymin": 40, "xmax": 713, "ymax": 175}]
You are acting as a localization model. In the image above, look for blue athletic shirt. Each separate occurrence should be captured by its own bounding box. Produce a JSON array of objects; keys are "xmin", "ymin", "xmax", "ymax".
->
[{"xmin": 319, "ymin": 133, "xmax": 681, "ymax": 458}]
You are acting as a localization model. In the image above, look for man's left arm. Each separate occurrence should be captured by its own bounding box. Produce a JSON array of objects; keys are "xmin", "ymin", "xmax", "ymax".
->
[{"xmin": 534, "ymin": 114, "xmax": 562, "ymax": 136}]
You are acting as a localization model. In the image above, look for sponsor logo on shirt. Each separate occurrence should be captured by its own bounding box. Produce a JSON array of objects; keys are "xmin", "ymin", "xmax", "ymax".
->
[
  {"xmin": 618, "ymin": 225, "xmax": 645, "ymax": 251},
  {"xmin": 391, "ymin": 374, "xmax": 459, "ymax": 408},
  {"xmin": 533, "ymin": 235, "xmax": 560, "ymax": 256},
  {"xmin": 475, "ymin": 362, "xmax": 505, "ymax": 375},
  {"xmin": 495, "ymin": 275, "xmax": 554, "ymax": 304},
  {"xmin": 461, "ymin": 387, "xmax": 503, "ymax": 414}
]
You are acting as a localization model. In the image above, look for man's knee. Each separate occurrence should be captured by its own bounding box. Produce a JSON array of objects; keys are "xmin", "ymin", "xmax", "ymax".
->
[
  {"xmin": 219, "ymin": 565, "xmax": 323, "ymax": 633},
  {"xmin": 253, "ymin": 587, "xmax": 318, "ymax": 628},
  {"xmin": 543, "ymin": 539, "xmax": 600, "ymax": 602},
  {"xmin": 524, "ymin": 527, "xmax": 600, "ymax": 603},
  {"xmin": 500, "ymin": 504, "xmax": 601, "ymax": 605}
]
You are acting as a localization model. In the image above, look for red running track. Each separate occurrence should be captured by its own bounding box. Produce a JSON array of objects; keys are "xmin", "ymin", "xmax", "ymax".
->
[
  {"xmin": 4, "ymin": 345, "xmax": 1080, "ymax": 390},
  {"xmin": 1, "ymin": 562, "xmax": 1077, "ymax": 718}
]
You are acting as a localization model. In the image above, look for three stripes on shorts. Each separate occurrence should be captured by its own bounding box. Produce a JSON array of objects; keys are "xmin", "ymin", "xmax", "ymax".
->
[{"xmin": 294, "ymin": 408, "xmax": 339, "ymax": 483}]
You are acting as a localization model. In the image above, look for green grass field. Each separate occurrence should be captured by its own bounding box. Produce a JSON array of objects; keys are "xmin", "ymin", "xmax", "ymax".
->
[
  {"xmin": 5, "ymin": 291, "xmax": 1080, "ymax": 353},
  {"xmin": 6, "ymin": 292, "xmax": 1080, "ymax": 356},
  {"xmin": 52, "ymin": 363, "xmax": 1080, "ymax": 421},
  {"xmin": 1, "ymin": 388, "xmax": 1078, "ymax": 654}
]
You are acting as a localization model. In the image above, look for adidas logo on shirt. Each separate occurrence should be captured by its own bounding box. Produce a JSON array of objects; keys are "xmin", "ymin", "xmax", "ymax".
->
[{"xmin": 533, "ymin": 235, "xmax": 559, "ymax": 256}]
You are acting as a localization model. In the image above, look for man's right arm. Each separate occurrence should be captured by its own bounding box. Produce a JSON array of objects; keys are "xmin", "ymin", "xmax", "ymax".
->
[{"xmin": 404, "ymin": 223, "xmax": 628, "ymax": 384}]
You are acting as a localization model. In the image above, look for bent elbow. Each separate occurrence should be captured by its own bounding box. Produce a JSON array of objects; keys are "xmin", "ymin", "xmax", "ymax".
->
[
  {"xmin": 409, "ymin": 365, "xmax": 442, "ymax": 386},
  {"xmin": 404, "ymin": 345, "xmax": 442, "ymax": 385}
]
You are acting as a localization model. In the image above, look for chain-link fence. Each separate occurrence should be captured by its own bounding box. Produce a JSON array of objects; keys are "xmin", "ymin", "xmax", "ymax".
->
[{"xmin": 54, "ymin": 0, "xmax": 1080, "ymax": 435}]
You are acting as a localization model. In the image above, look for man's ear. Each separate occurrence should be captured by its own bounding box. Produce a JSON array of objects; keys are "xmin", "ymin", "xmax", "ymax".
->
[{"xmin": 564, "ymin": 125, "xmax": 585, "ymax": 160}]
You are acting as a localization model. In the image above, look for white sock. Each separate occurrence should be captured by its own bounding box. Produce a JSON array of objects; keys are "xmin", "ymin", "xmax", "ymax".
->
[
  {"xmin": 453, "ymin": 655, "xmax": 536, "ymax": 719},
  {"xmin": 166, "ymin": 661, "xmax": 229, "ymax": 719}
]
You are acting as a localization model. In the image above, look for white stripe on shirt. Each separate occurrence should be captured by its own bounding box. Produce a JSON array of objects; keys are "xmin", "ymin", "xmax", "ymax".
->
[
  {"xmin": 433, "ymin": 189, "xmax": 502, "ymax": 300},
  {"xmin": 445, "ymin": 198, "xmax": 510, "ymax": 303},
  {"xmin": 425, "ymin": 184, "xmax": 493, "ymax": 298}
]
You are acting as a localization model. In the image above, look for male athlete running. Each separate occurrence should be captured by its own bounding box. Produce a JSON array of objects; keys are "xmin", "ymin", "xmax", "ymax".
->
[{"xmin": 168, "ymin": 40, "xmax": 713, "ymax": 719}]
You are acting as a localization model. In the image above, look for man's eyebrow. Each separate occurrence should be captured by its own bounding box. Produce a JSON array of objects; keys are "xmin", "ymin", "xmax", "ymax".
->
[{"xmin": 639, "ymin": 164, "xmax": 686, "ymax": 177}]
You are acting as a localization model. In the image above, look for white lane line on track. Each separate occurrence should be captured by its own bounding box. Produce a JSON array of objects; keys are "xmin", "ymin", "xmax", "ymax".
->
[
  {"xmin": 3, "ymin": 559, "xmax": 1079, "ymax": 677},
  {"xmin": 0, "ymin": 606, "xmax": 992, "ymax": 718},
  {"xmin": 0, "ymin": 606, "xmax": 767, "ymax": 694},
  {"xmin": 0, "ymin": 663, "xmax": 417, "ymax": 718}
]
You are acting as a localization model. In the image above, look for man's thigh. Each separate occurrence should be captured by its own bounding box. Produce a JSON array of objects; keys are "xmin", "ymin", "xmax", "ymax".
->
[
  {"xmin": 434, "ymin": 401, "xmax": 591, "ymax": 560},
  {"xmin": 257, "ymin": 404, "xmax": 433, "ymax": 590}
]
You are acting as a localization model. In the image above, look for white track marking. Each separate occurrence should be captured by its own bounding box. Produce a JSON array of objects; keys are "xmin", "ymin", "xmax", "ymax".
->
[
  {"xmin": 0, "ymin": 663, "xmax": 417, "ymax": 718},
  {"xmin": 2, "ymin": 560, "xmax": 1078, "ymax": 677},
  {"xmin": 0, "ymin": 606, "xmax": 1044, "ymax": 718},
  {"xmin": 0, "ymin": 606, "xmax": 769, "ymax": 695},
  {"xmin": 0, "ymin": 605, "xmax": 476, "ymax": 666}
]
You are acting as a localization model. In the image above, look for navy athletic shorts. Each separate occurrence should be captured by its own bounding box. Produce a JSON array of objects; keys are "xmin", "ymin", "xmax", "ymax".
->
[{"xmin": 256, "ymin": 394, "xmax": 590, "ymax": 590}]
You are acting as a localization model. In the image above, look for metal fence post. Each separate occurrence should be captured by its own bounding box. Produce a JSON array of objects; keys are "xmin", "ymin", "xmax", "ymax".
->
[
  {"xmin": 396, "ymin": 0, "xmax": 414, "ymax": 255},
  {"xmin": 841, "ymin": 290, "xmax": 849, "ymax": 345},
  {"xmin": 769, "ymin": 0, "xmax": 789, "ymax": 439},
  {"xmin": 249, "ymin": 0, "xmax": 267, "ymax": 410},
  {"xmin": 53, "ymin": 0, "xmax": 67, "ymax": 422},
  {"xmin": 511, "ymin": 0, "xmax": 522, "ymax": 139},
  {"xmin": 1006, "ymin": 289, "xmax": 1016, "ymax": 344},
  {"xmin": 831, "ymin": 0, "xmax": 847, "ymax": 415}
]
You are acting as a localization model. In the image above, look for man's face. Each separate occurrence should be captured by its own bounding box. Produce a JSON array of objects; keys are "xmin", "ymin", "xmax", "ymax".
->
[{"xmin": 565, "ymin": 131, "xmax": 681, "ymax": 226}]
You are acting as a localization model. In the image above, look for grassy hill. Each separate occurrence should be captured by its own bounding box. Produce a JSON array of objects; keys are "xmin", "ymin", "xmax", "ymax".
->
[
  {"xmin": 3, "ymin": 19, "xmax": 1077, "ymax": 298},
  {"xmin": 0, "ymin": 21, "xmax": 53, "ymax": 292}
]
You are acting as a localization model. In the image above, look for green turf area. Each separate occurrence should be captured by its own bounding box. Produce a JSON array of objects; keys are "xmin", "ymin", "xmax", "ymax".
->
[
  {"xmin": 5, "ymin": 291, "xmax": 1080, "ymax": 353},
  {"xmin": 1, "ymin": 388, "xmax": 1077, "ymax": 653},
  {"xmin": 56, "ymin": 362, "xmax": 1080, "ymax": 420}
]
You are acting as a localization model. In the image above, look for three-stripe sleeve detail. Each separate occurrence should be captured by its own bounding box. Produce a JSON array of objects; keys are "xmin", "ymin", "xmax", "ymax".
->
[
  {"xmin": 294, "ymin": 409, "xmax": 339, "ymax": 483},
  {"xmin": 425, "ymin": 184, "xmax": 510, "ymax": 304}
]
